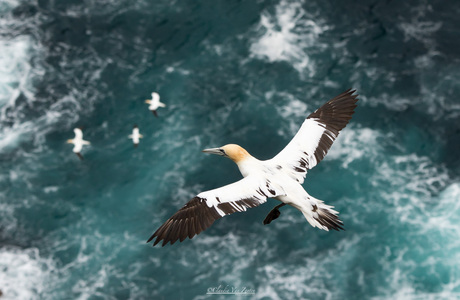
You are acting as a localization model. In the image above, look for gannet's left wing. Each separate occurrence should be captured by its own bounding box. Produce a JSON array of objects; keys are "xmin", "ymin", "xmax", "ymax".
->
[
  {"xmin": 270, "ymin": 89, "xmax": 358, "ymax": 183},
  {"xmin": 147, "ymin": 176, "xmax": 285, "ymax": 246}
]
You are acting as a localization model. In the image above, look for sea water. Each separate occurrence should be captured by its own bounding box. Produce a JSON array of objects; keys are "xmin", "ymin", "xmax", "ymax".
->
[{"xmin": 1, "ymin": 0, "xmax": 459, "ymax": 299}]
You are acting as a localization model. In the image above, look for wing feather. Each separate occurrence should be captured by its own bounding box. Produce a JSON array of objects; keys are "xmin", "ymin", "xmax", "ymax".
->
[
  {"xmin": 270, "ymin": 89, "xmax": 359, "ymax": 183},
  {"xmin": 73, "ymin": 128, "xmax": 83, "ymax": 140},
  {"xmin": 147, "ymin": 176, "xmax": 285, "ymax": 246}
]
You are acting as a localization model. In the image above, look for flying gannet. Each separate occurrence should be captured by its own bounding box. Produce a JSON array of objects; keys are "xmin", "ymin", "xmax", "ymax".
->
[
  {"xmin": 129, "ymin": 124, "xmax": 143, "ymax": 148},
  {"xmin": 67, "ymin": 128, "xmax": 90, "ymax": 160},
  {"xmin": 145, "ymin": 92, "xmax": 166, "ymax": 117},
  {"xmin": 147, "ymin": 89, "xmax": 359, "ymax": 246}
]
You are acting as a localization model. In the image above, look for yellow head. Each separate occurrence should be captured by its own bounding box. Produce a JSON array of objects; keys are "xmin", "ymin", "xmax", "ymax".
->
[
  {"xmin": 67, "ymin": 139, "xmax": 74, "ymax": 144},
  {"xmin": 202, "ymin": 144, "xmax": 251, "ymax": 163}
]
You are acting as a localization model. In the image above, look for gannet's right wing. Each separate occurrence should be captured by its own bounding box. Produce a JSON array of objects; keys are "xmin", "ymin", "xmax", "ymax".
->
[
  {"xmin": 147, "ymin": 176, "xmax": 285, "ymax": 246},
  {"xmin": 73, "ymin": 128, "xmax": 83, "ymax": 140},
  {"xmin": 151, "ymin": 92, "xmax": 160, "ymax": 103}
]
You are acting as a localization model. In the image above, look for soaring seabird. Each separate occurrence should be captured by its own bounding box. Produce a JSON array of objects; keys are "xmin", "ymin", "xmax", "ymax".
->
[
  {"xmin": 129, "ymin": 125, "xmax": 143, "ymax": 148},
  {"xmin": 145, "ymin": 92, "xmax": 166, "ymax": 117},
  {"xmin": 67, "ymin": 128, "xmax": 90, "ymax": 160},
  {"xmin": 148, "ymin": 89, "xmax": 359, "ymax": 246}
]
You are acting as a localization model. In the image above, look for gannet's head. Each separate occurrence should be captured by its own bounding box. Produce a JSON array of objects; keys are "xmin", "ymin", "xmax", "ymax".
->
[
  {"xmin": 145, "ymin": 100, "xmax": 152, "ymax": 104},
  {"xmin": 202, "ymin": 144, "xmax": 251, "ymax": 163},
  {"xmin": 67, "ymin": 139, "xmax": 74, "ymax": 144}
]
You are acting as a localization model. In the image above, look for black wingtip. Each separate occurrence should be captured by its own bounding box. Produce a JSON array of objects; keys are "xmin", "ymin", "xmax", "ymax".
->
[
  {"xmin": 146, "ymin": 234, "xmax": 155, "ymax": 243},
  {"xmin": 152, "ymin": 110, "xmax": 158, "ymax": 117}
]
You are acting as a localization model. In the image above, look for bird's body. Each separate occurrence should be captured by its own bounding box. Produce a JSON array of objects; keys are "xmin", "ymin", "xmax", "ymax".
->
[
  {"xmin": 67, "ymin": 128, "xmax": 90, "ymax": 160},
  {"xmin": 145, "ymin": 92, "xmax": 166, "ymax": 117},
  {"xmin": 129, "ymin": 125, "xmax": 143, "ymax": 147},
  {"xmin": 148, "ymin": 89, "xmax": 358, "ymax": 246}
]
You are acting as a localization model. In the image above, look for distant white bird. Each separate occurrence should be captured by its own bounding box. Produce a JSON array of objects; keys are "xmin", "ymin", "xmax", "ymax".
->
[
  {"xmin": 129, "ymin": 125, "xmax": 143, "ymax": 148},
  {"xmin": 67, "ymin": 128, "xmax": 90, "ymax": 160},
  {"xmin": 147, "ymin": 89, "xmax": 358, "ymax": 246},
  {"xmin": 145, "ymin": 92, "xmax": 166, "ymax": 117}
]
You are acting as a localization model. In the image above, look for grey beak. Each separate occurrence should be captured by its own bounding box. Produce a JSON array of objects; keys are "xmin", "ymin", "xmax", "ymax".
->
[{"xmin": 202, "ymin": 148, "xmax": 225, "ymax": 156}]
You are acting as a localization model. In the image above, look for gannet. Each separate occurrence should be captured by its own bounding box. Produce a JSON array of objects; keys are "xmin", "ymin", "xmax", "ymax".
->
[
  {"xmin": 148, "ymin": 89, "xmax": 359, "ymax": 246},
  {"xmin": 145, "ymin": 92, "xmax": 166, "ymax": 117},
  {"xmin": 67, "ymin": 128, "xmax": 90, "ymax": 160},
  {"xmin": 129, "ymin": 124, "xmax": 143, "ymax": 148}
]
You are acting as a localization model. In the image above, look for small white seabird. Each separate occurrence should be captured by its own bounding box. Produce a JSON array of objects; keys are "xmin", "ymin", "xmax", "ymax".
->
[
  {"xmin": 148, "ymin": 89, "xmax": 359, "ymax": 246},
  {"xmin": 145, "ymin": 92, "xmax": 166, "ymax": 117},
  {"xmin": 129, "ymin": 124, "xmax": 143, "ymax": 148},
  {"xmin": 67, "ymin": 128, "xmax": 90, "ymax": 160}
]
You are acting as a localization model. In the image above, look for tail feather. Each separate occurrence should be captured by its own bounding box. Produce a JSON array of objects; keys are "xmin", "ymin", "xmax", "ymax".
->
[{"xmin": 301, "ymin": 197, "xmax": 344, "ymax": 231}]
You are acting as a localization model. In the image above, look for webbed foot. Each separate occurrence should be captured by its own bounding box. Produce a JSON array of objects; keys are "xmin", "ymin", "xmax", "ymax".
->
[{"xmin": 263, "ymin": 203, "xmax": 286, "ymax": 225}]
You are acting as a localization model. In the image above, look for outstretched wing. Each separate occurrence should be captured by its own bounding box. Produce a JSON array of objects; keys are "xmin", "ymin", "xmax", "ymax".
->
[
  {"xmin": 270, "ymin": 89, "xmax": 358, "ymax": 183},
  {"xmin": 73, "ymin": 128, "xmax": 83, "ymax": 140},
  {"xmin": 151, "ymin": 92, "xmax": 160, "ymax": 103},
  {"xmin": 147, "ymin": 176, "xmax": 285, "ymax": 246}
]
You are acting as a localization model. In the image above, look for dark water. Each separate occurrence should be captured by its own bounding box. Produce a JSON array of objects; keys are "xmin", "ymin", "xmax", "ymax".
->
[{"xmin": 1, "ymin": 0, "xmax": 460, "ymax": 299}]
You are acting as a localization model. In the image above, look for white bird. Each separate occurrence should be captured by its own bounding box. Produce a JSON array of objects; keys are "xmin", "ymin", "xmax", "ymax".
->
[
  {"xmin": 148, "ymin": 89, "xmax": 359, "ymax": 246},
  {"xmin": 67, "ymin": 128, "xmax": 90, "ymax": 160},
  {"xmin": 129, "ymin": 124, "xmax": 143, "ymax": 148},
  {"xmin": 145, "ymin": 92, "xmax": 166, "ymax": 117}
]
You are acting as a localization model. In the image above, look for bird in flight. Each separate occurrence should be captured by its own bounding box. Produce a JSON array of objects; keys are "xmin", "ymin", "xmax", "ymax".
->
[
  {"xmin": 145, "ymin": 92, "xmax": 166, "ymax": 117},
  {"xmin": 129, "ymin": 124, "xmax": 143, "ymax": 148},
  {"xmin": 147, "ymin": 89, "xmax": 359, "ymax": 246},
  {"xmin": 67, "ymin": 128, "xmax": 90, "ymax": 160}
]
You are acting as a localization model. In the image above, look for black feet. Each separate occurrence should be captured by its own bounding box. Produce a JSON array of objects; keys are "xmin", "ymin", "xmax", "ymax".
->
[{"xmin": 263, "ymin": 203, "xmax": 286, "ymax": 225}]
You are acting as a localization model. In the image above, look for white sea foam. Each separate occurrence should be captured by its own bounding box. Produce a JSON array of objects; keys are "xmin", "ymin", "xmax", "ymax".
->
[
  {"xmin": 0, "ymin": 36, "xmax": 42, "ymax": 153},
  {"xmin": 398, "ymin": 2, "xmax": 442, "ymax": 53},
  {"xmin": 249, "ymin": 0, "xmax": 327, "ymax": 75},
  {"xmin": 0, "ymin": 0, "xmax": 22, "ymax": 18},
  {"xmin": 327, "ymin": 126, "xmax": 382, "ymax": 168},
  {"xmin": 256, "ymin": 235, "xmax": 361, "ymax": 300},
  {"xmin": 72, "ymin": 266, "xmax": 111, "ymax": 300},
  {"xmin": 361, "ymin": 150, "xmax": 457, "ymax": 299},
  {"xmin": 0, "ymin": 38, "xmax": 31, "ymax": 108},
  {"xmin": 0, "ymin": 247, "xmax": 56, "ymax": 300},
  {"xmin": 372, "ymin": 184, "xmax": 460, "ymax": 299}
]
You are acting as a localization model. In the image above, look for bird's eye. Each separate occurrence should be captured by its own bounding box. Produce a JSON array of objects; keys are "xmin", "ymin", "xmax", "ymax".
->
[{"xmin": 219, "ymin": 149, "xmax": 226, "ymax": 155}]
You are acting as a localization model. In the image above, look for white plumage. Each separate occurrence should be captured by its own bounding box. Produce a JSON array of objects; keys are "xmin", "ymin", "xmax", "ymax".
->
[
  {"xmin": 148, "ymin": 89, "xmax": 359, "ymax": 246},
  {"xmin": 145, "ymin": 92, "xmax": 166, "ymax": 117},
  {"xmin": 67, "ymin": 128, "xmax": 90, "ymax": 160},
  {"xmin": 128, "ymin": 125, "xmax": 143, "ymax": 147}
]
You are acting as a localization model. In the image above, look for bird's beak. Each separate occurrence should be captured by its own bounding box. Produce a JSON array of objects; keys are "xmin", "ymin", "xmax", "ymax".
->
[
  {"xmin": 202, "ymin": 147, "xmax": 226, "ymax": 156},
  {"xmin": 145, "ymin": 100, "xmax": 151, "ymax": 103}
]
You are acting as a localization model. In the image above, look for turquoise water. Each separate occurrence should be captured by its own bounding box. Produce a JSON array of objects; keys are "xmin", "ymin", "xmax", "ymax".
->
[{"xmin": 1, "ymin": 0, "xmax": 460, "ymax": 299}]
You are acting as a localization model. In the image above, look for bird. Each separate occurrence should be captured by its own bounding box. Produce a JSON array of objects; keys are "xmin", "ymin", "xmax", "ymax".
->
[
  {"xmin": 147, "ymin": 89, "xmax": 359, "ymax": 246},
  {"xmin": 145, "ymin": 92, "xmax": 166, "ymax": 117},
  {"xmin": 67, "ymin": 128, "xmax": 90, "ymax": 160},
  {"xmin": 129, "ymin": 125, "xmax": 143, "ymax": 148}
]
